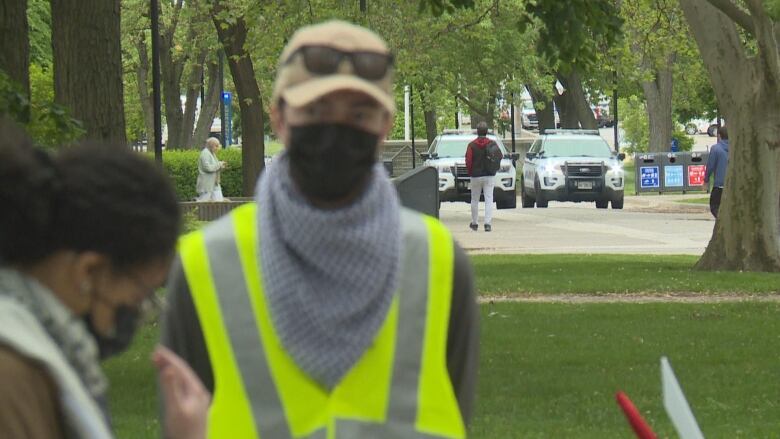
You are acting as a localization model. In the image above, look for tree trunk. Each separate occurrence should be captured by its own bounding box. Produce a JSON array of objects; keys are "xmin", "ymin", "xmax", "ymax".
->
[
  {"xmin": 135, "ymin": 34, "xmax": 155, "ymax": 143},
  {"xmin": 527, "ymin": 84, "xmax": 555, "ymax": 133},
  {"xmin": 211, "ymin": 4, "xmax": 264, "ymax": 196},
  {"xmin": 553, "ymin": 88, "xmax": 579, "ymax": 129},
  {"xmin": 192, "ymin": 61, "xmax": 220, "ymax": 150},
  {"xmin": 557, "ymin": 69, "xmax": 597, "ymax": 130},
  {"xmin": 0, "ymin": 0, "xmax": 30, "ymax": 99},
  {"xmin": 419, "ymin": 88, "xmax": 437, "ymax": 147},
  {"xmin": 680, "ymin": 0, "xmax": 780, "ymax": 272},
  {"xmin": 159, "ymin": 32, "xmax": 184, "ymax": 149},
  {"xmin": 51, "ymin": 0, "xmax": 126, "ymax": 143},
  {"xmin": 641, "ymin": 53, "xmax": 675, "ymax": 152},
  {"xmin": 179, "ymin": 52, "xmax": 206, "ymax": 149}
]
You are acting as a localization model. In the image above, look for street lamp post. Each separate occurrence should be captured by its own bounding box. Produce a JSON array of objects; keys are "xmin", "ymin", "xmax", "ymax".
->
[
  {"xmin": 150, "ymin": 0, "xmax": 162, "ymax": 163},
  {"xmin": 510, "ymin": 92, "xmax": 516, "ymax": 153},
  {"xmin": 410, "ymin": 84, "xmax": 416, "ymax": 168},
  {"xmin": 613, "ymin": 71, "xmax": 619, "ymax": 153}
]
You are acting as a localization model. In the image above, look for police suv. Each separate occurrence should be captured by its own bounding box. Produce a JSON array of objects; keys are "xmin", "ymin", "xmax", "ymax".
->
[
  {"xmin": 421, "ymin": 130, "xmax": 521, "ymax": 209},
  {"xmin": 521, "ymin": 129, "xmax": 626, "ymax": 209}
]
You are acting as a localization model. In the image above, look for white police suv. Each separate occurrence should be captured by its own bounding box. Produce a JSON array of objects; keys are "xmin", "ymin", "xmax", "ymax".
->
[
  {"xmin": 521, "ymin": 129, "xmax": 626, "ymax": 209},
  {"xmin": 421, "ymin": 130, "xmax": 521, "ymax": 209}
]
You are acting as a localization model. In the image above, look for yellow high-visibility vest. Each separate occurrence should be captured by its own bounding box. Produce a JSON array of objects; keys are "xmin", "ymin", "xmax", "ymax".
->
[{"xmin": 179, "ymin": 203, "xmax": 465, "ymax": 438}]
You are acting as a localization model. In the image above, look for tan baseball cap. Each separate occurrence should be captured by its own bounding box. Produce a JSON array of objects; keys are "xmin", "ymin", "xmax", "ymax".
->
[{"xmin": 272, "ymin": 20, "xmax": 395, "ymax": 113}]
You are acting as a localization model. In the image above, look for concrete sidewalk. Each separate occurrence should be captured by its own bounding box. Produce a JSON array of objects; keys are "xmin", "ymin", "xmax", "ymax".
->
[{"xmin": 440, "ymin": 195, "xmax": 714, "ymax": 255}]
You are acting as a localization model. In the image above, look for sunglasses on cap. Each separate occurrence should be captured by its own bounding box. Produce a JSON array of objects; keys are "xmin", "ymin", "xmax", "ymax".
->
[{"xmin": 284, "ymin": 45, "xmax": 394, "ymax": 81}]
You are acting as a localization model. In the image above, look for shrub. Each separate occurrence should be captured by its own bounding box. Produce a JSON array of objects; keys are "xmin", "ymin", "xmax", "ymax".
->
[{"xmin": 152, "ymin": 148, "xmax": 243, "ymax": 200}]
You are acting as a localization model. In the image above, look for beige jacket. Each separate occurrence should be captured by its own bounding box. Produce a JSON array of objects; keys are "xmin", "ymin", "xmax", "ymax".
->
[{"xmin": 196, "ymin": 148, "xmax": 222, "ymax": 195}]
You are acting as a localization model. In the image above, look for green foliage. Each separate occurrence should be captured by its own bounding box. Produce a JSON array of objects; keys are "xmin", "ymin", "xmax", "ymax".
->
[
  {"xmin": 418, "ymin": 0, "xmax": 475, "ymax": 15},
  {"xmin": 181, "ymin": 209, "xmax": 206, "ymax": 234},
  {"xmin": 520, "ymin": 0, "xmax": 623, "ymax": 73},
  {"xmin": 619, "ymin": 96, "xmax": 648, "ymax": 153},
  {"xmin": 619, "ymin": 95, "xmax": 693, "ymax": 154},
  {"xmin": 0, "ymin": 70, "xmax": 84, "ymax": 147},
  {"xmin": 155, "ymin": 148, "xmax": 243, "ymax": 200},
  {"xmin": 768, "ymin": 0, "xmax": 780, "ymax": 20},
  {"xmin": 672, "ymin": 125, "xmax": 693, "ymax": 152},
  {"xmin": 28, "ymin": 0, "xmax": 53, "ymax": 67}
]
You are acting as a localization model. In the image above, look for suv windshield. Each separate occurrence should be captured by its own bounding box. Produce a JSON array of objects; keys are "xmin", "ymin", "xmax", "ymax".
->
[
  {"xmin": 433, "ymin": 138, "xmax": 506, "ymax": 158},
  {"xmin": 542, "ymin": 138, "xmax": 612, "ymax": 158}
]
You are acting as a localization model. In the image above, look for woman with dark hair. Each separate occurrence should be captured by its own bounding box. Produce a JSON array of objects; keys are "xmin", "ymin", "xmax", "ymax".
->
[{"xmin": 0, "ymin": 121, "xmax": 209, "ymax": 439}]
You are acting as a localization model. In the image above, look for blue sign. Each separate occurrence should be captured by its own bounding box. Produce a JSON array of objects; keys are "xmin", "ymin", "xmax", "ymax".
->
[
  {"xmin": 222, "ymin": 92, "xmax": 233, "ymax": 146},
  {"xmin": 640, "ymin": 166, "xmax": 660, "ymax": 188},
  {"xmin": 664, "ymin": 165, "xmax": 684, "ymax": 187},
  {"xmin": 670, "ymin": 138, "xmax": 680, "ymax": 152}
]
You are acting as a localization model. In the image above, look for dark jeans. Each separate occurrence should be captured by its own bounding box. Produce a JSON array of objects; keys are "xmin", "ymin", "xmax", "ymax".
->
[{"xmin": 710, "ymin": 187, "xmax": 723, "ymax": 218}]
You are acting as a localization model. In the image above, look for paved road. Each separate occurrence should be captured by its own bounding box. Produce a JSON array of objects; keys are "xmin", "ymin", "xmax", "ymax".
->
[{"xmin": 440, "ymin": 195, "xmax": 714, "ymax": 255}]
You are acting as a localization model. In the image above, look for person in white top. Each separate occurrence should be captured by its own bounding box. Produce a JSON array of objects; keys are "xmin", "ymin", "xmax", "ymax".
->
[{"xmin": 196, "ymin": 137, "xmax": 227, "ymax": 201}]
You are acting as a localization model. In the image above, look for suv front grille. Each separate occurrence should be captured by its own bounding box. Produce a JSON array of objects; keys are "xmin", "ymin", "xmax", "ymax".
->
[
  {"xmin": 455, "ymin": 164, "xmax": 469, "ymax": 177},
  {"xmin": 565, "ymin": 163, "xmax": 603, "ymax": 177}
]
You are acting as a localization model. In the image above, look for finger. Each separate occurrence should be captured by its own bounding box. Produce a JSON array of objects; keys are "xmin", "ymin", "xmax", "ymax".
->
[{"xmin": 154, "ymin": 346, "xmax": 208, "ymax": 395}]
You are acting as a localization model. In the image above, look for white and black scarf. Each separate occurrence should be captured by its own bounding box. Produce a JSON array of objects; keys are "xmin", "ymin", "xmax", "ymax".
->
[{"xmin": 256, "ymin": 152, "xmax": 402, "ymax": 388}]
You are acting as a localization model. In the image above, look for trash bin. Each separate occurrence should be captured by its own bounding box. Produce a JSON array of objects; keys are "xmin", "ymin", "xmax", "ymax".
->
[
  {"xmin": 634, "ymin": 153, "xmax": 663, "ymax": 194},
  {"xmin": 382, "ymin": 159, "xmax": 394, "ymax": 177},
  {"xmin": 392, "ymin": 166, "xmax": 439, "ymax": 218},
  {"xmin": 684, "ymin": 151, "xmax": 709, "ymax": 193},
  {"xmin": 661, "ymin": 152, "xmax": 685, "ymax": 193}
]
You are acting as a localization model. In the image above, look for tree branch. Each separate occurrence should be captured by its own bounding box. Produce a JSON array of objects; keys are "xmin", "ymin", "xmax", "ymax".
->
[
  {"xmin": 434, "ymin": 4, "xmax": 493, "ymax": 38},
  {"xmin": 744, "ymin": 0, "xmax": 780, "ymax": 88},
  {"xmin": 680, "ymin": 0, "xmax": 750, "ymax": 107},
  {"xmin": 704, "ymin": 0, "xmax": 755, "ymax": 36},
  {"xmin": 455, "ymin": 93, "xmax": 489, "ymax": 117}
]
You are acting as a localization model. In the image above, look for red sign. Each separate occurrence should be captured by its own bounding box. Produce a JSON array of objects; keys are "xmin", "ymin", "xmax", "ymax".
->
[{"xmin": 688, "ymin": 165, "xmax": 706, "ymax": 186}]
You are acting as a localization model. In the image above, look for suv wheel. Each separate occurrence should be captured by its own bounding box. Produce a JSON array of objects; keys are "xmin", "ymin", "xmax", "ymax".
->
[
  {"xmin": 534, "ymin": 178, "xmax": 548, "ymax": 208},
  {"xmin": 611, "ymin": 196, "xmax": 624, "ymax": 209},
  {"xmin": 685, "ymin": 123, "xmax": 697, "ymax": 135},
  {"xmin": 497, "ymin": 189, "xmax": 517, "ymax": 209},
  {"xmin": 521, "ymin": 179, "xmax": 535, "ymax": 208},
  {"xmin": 707, "ymin": 124, "xmax": 718, "ymax": 137},
  {"xmin": 596, "ymin": 200, "xmax": 609, "ymax": 209}
]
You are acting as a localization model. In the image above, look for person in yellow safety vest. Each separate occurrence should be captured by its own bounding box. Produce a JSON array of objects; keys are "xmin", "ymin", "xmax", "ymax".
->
[{"xmin": 161, "ymin": 20, "xmax": 479, "ymax": 438}]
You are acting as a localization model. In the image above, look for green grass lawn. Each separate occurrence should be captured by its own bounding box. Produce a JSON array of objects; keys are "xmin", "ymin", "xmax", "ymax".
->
[
  {"xmin": 106, "ymin": 302, "xmax": 780, "ymax": 438},
  {"xmin": 472, "ymin": 254, "xmax": 780, "ymax": 295},
  {"xmin": 265, "ymin": 140, "xmax": 284, "ymax": 156},
  {"xmin": 678, "ymin": 197, "xmax": 710, "ymax": 204},
  {"xmin": 473, "ymin": 302, "xmax": 780, "ymax": 438}
]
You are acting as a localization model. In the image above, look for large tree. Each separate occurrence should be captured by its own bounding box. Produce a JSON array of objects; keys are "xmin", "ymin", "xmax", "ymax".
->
[
  {"xmin": 51, "ymin": 0, "xmax": 126, "ymax": 143},
  {"xmin": 679, "ymin": 0, "xmax": 780, "ymax": 271},
  {"xmin": 0, "ymin": 0, "xmax": 30, "ymax": 97},
  {"xmin": 211, "ymin": 0, "xmax": 264, "ymax": 196}
]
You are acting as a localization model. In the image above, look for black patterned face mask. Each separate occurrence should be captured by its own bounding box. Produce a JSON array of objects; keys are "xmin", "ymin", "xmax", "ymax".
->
[
  {"xmin": 287, "ymin": 123, "xmax": 379, "ymax": 201},
  {"xmin": 83, "ymin": 305, "xmax": 140, "ymax": 360}
]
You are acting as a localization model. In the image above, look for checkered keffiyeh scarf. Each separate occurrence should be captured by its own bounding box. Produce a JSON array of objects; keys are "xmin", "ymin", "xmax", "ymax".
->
[
  {"xmin": 256, "ymin": 152, "xmax": 401, "ymax": 388},
  {"xmin": 0, "ymin": 268, "xmax": 110, "ymax": 421}
]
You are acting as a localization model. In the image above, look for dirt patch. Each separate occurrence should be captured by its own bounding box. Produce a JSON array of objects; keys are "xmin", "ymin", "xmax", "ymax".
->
[{"xmin": 479, "ymin": 293, "xmax": 780, "ymax": 304}]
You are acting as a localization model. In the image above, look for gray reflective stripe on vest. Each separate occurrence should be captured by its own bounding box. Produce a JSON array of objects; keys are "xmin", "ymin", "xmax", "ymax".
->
[
  {"xmin": 386, "ymin": 210, "xmax": 430, "ymax": 425},
  {"xmin": 203, "ymin": 218, "xmax": 291, "ymax": 438}
]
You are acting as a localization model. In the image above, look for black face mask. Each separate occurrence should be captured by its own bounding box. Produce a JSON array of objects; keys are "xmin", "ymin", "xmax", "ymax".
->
[
  {"xmin": 84, "ymin": 305, "xmax": 140, "ymax": 360},
  {"xmin": 288, "ymin": 123, "xmax": 379, "ymax": 201}
]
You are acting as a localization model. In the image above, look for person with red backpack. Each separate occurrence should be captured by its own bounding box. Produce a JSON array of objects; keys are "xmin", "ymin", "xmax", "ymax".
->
[{"xmin": 465, "ymin": 121, "xmax": 502, "ymax": 232}]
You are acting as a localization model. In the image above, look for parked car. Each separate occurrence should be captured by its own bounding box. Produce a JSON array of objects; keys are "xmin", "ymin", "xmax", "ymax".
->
[
  {"xmin": 521, "ymin": 129, "xmax": 626, "ymax": 209},
  {"xmin": 421, "ymin": 130, "xmax": 521, "ymax": 209},
  {"xmin": 684, "ymin": 118, "xmax": 724, "ymax": 137}
]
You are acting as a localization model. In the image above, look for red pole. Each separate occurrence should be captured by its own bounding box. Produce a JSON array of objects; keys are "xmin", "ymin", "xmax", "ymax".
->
[{"xmin": 616, "ymin": 391, "xmax": 658, "ymax": 439}]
